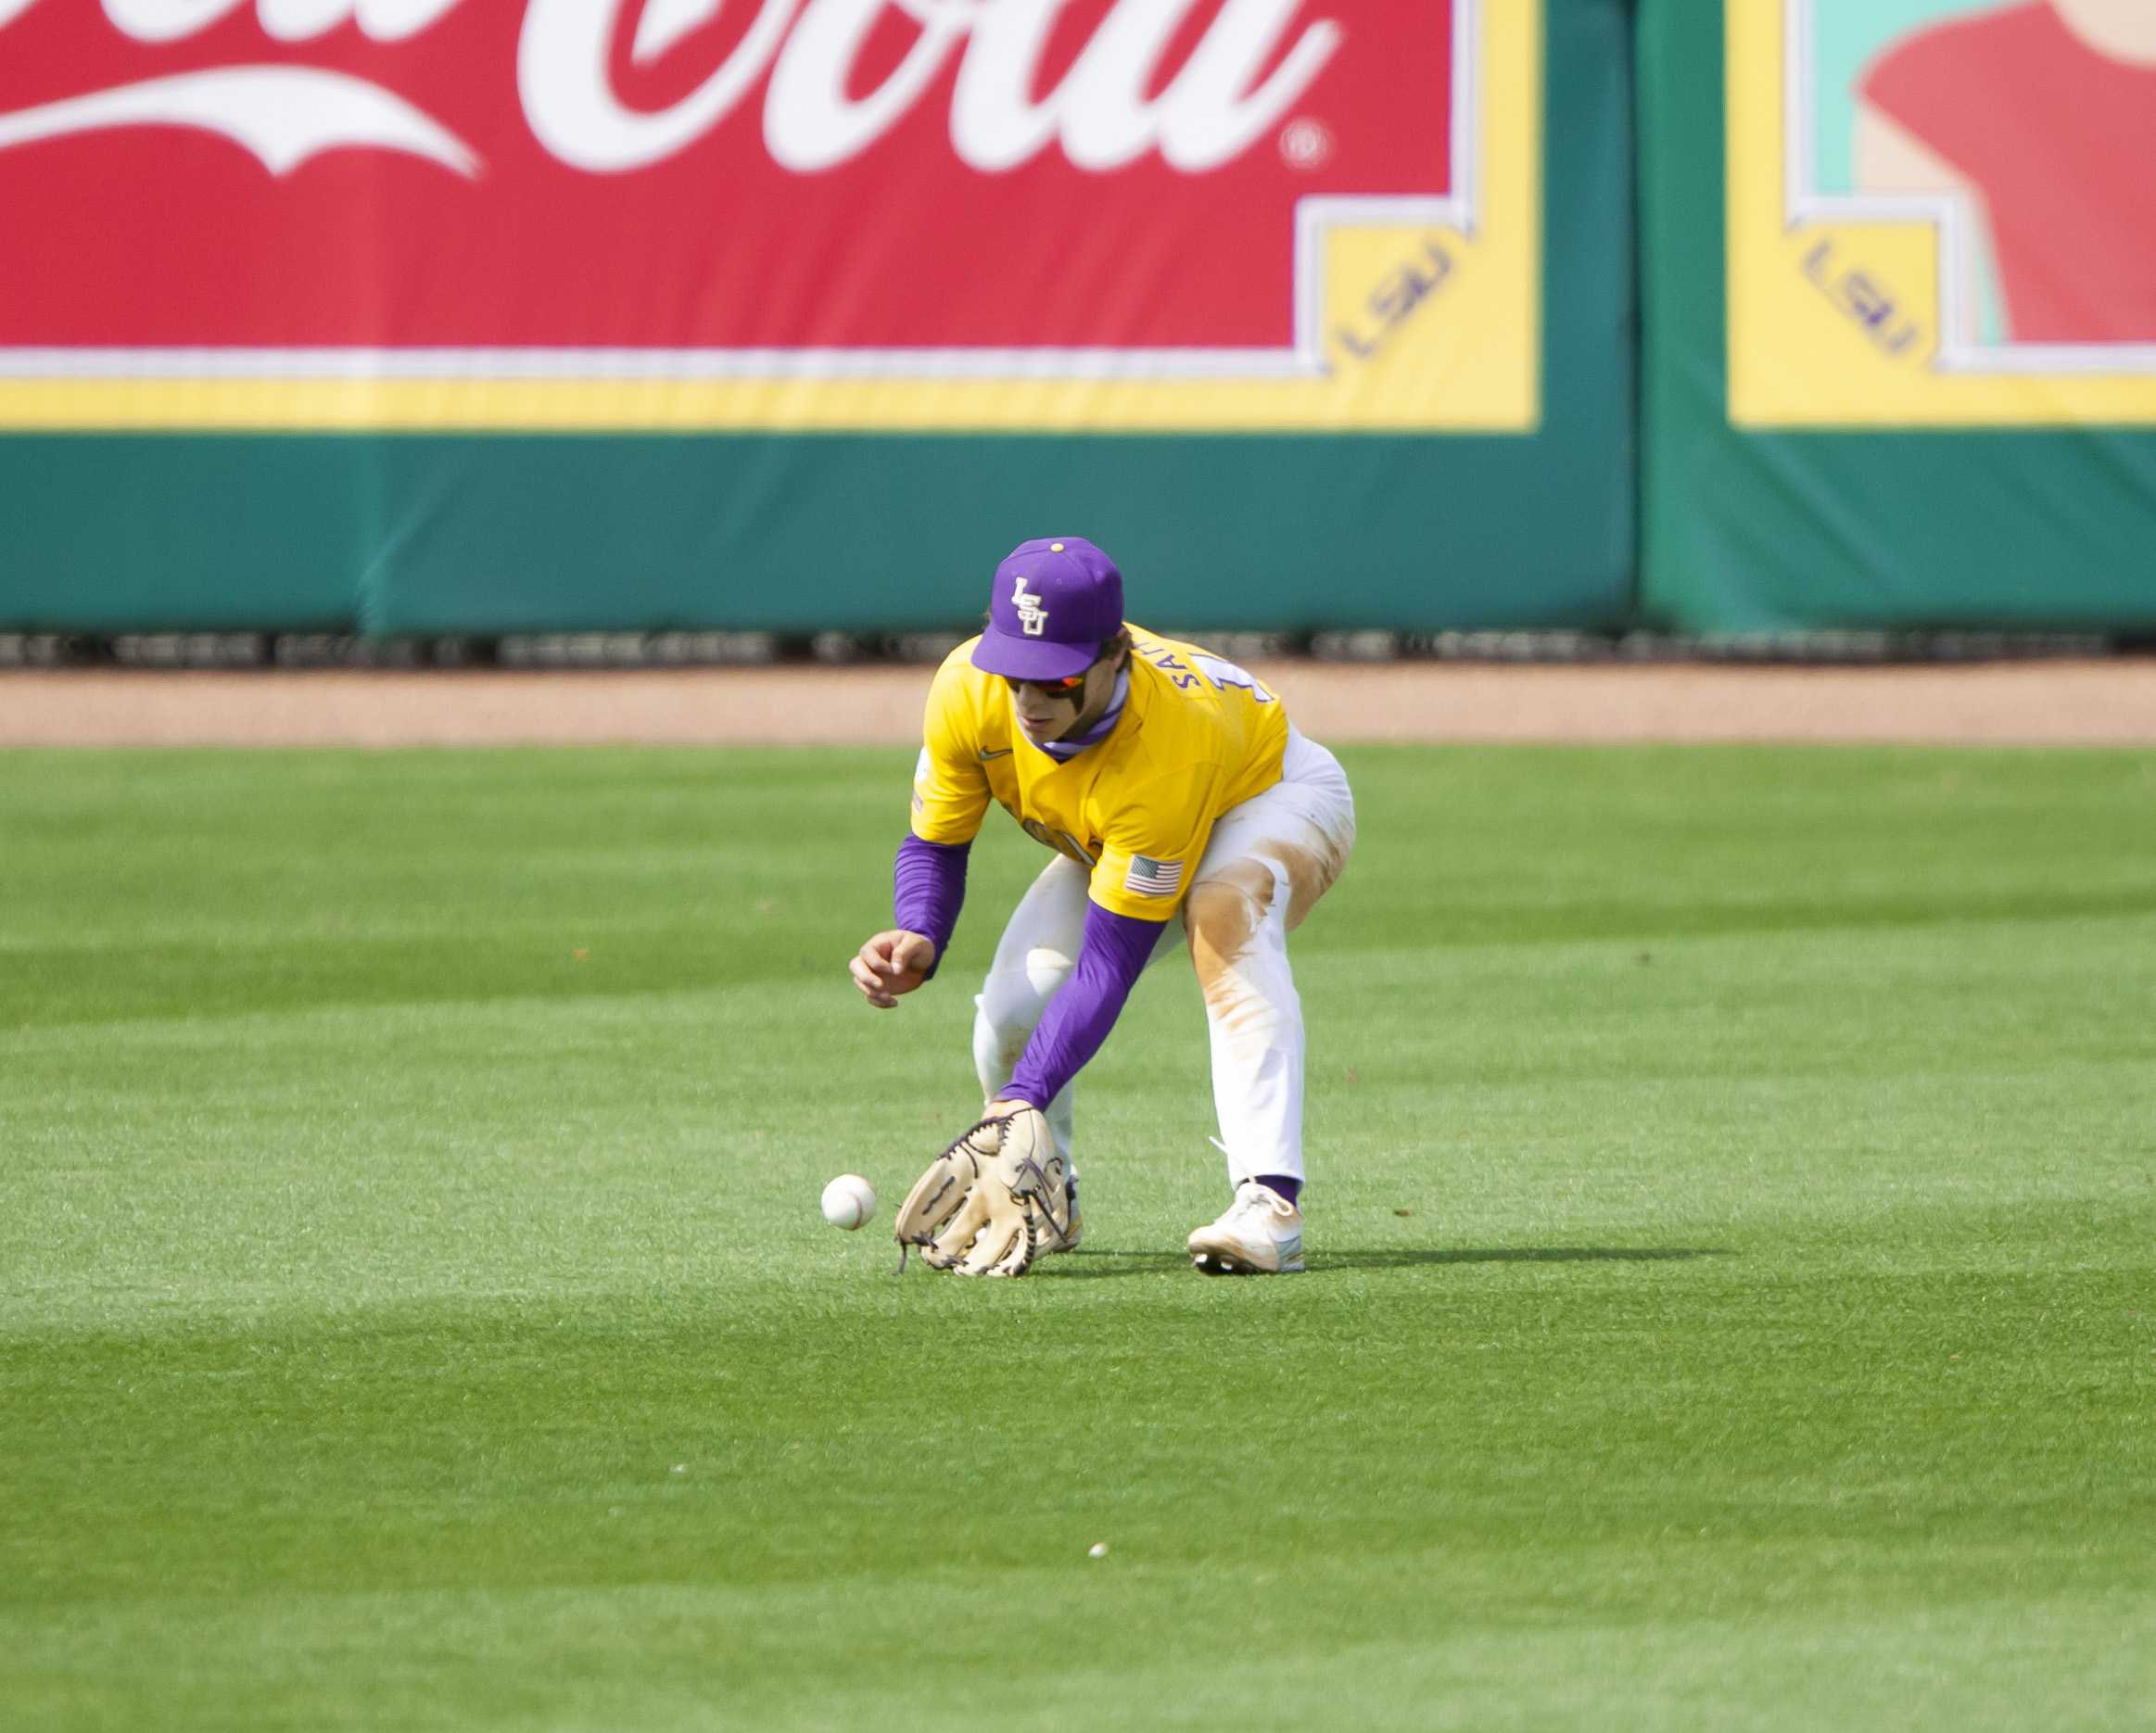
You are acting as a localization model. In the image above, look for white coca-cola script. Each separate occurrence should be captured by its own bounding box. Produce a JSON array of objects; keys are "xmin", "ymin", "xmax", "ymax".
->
[{"xmin": 0, "ymin": 0, "xmax": 1344, "ymax": 179}]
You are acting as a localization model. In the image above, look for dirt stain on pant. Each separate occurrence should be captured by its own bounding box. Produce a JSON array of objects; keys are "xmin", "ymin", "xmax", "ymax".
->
[
  {"xmin": 1187, "ymin": 867, "xmax": 1272, "ymax": 1030},
  {"xmin": 1273, "ymin": 836, "xmax": 1349, "ymax": 931},
  {"xmin": 1187, "ymin": 836, "xmax": 1348, "ymax": 1023}
]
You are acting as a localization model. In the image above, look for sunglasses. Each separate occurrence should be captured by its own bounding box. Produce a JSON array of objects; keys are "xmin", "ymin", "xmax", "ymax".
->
[
  {"xmin": 1004, "ymin": 669, "xmax": 1090, "ymax": 700},
  {"xmin": 1002, "ymin": 641, "xmax": 1113, "ymax": 701}
]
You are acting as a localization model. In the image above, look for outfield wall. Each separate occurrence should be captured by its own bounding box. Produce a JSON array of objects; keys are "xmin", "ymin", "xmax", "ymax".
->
[
  {"xmin": 0, "ymin": 1, "xmax": 1632, "ymax": 636},
  {"xmin": 2, "ymin": 2, "xmax": 2151, "ymax": 637},
  {"xmin": 1636, "ymin": 0, "xmax": 2156, "ymax": 634}
]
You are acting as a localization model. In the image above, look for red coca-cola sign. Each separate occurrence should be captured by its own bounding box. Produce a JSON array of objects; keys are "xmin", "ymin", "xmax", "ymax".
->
[{"xmin": 0, "ymin": 0, "xmax": 1453, "ymax": 354}]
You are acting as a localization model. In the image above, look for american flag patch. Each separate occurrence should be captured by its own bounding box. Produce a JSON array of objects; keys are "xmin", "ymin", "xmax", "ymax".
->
[{"xmin": 1123, "ymin": 854, "xmax": 1184, "ymax": 898}]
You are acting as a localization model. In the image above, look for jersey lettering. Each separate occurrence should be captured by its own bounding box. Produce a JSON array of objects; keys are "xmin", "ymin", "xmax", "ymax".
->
[
  {"xmin": 1192, "ymin": 654, "xmax": 1275, "ymax": 702},
  {"xmin": 1020, "ymin": 816, "xmax": 1097, "ymax": 866},
  {"xmin": 1145, "ymin": 648, "xmax": 1203, "ymax": 690}
]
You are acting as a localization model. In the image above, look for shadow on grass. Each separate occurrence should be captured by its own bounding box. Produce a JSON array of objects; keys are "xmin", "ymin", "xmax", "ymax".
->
[
  {"xmin": 1036, "ymin": 1246, "xmax": 1728, "ymax": 1279},
  {"xmin": 1317, "ymin": 1246, "xmax": 1729, "ymax": 1271}
]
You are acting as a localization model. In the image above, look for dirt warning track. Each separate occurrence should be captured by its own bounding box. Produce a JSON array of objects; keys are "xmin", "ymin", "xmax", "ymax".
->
[{"xmin": 2, "ymin": 660, "xmax": 2153, "ymax": 749}]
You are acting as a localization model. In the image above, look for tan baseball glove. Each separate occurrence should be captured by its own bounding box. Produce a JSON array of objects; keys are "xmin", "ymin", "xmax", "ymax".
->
[{"xmin": 894, "ymin": 1107, "xmax": 1075, "ymax": 1277}]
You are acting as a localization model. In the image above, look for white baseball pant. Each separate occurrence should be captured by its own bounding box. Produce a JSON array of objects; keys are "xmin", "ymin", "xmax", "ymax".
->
[{"xmin": 971, "ymin": 726, "xmax": 1356, "ymax": 1186}]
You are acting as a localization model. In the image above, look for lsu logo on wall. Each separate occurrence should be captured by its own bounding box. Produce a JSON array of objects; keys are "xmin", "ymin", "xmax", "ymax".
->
[
  {"xmin": 1728, "ymin": 0, "xmax": 2156, "ymax": 427},
  {"xmin": 0, "ymin": 0, "xmax": 1540, "ymax": 432}
]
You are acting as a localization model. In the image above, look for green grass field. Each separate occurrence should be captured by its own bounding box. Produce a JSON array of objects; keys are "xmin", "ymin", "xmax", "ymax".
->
[{"xmin": 5, "ymin": 743, "xmax": 2153, "ymax": 1730}]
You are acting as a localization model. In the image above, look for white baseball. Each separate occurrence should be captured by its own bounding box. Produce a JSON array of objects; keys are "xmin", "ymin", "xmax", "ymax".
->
[{"xmin": 820, "ymin": 1173, "xmax": 877, "ymax": 1231}]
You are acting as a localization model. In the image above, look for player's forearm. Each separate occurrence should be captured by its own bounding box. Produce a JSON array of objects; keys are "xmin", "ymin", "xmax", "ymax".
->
[
  {"xmin": 893, "ymin": 833, "xmax": 970, "ymax": 975},
  {"xmin": 1002, "ymin": 902, "xmax": 1163, "ymax": 1107}
]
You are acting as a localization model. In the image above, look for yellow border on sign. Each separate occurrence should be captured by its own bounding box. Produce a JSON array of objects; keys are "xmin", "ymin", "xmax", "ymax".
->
[
  {"xmin": 0, "ymin": 5, "xmax": 1540, "ymax": 434},
  {"xmin": 1727, "ymin": 0, "xmax": 2156, "ymax": 427}
]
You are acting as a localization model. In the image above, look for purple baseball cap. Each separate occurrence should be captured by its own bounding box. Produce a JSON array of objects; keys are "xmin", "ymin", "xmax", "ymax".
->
[{"xmin": 970, "ymin": 537, "xmax": 1124, "ymax": 680}]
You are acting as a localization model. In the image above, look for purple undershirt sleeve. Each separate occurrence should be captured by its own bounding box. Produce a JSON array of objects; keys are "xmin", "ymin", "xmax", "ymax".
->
[
  {"xmin": 1002, "ymin": 901, "xmax": 1168, "ymax": 1107},
  {"xmin": 893, "ymin": 833, "xmax": 970, "ymax": 976}
]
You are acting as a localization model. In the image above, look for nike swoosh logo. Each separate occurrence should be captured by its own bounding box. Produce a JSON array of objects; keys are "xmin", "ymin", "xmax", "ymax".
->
[{"xmin": 978, "ymin": 748, "xmax": 1013, "ymax": 761}]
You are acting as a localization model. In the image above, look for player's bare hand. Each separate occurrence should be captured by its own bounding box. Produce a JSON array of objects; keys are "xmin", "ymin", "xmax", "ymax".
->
[{"xmin": 850, "ymin": 930, "xmax": 937, "ymax": 1008}]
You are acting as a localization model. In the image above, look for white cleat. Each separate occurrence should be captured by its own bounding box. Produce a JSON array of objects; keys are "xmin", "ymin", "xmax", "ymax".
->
[{"xmin": 1186, "ymin": 1181, "xmax": 1304, "ymax": 1275}]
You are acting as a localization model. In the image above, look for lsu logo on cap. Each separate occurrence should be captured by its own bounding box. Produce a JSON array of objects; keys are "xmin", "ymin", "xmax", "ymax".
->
[{"xmin": 1012, "ymin": 576, "xmax": 1049, "ymax": 638}]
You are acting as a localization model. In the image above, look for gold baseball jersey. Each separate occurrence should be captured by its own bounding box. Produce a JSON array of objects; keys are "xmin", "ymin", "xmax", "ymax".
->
[{"xmin": 910, "ymin": 626, "xmax": 1290, "ymax": 920}]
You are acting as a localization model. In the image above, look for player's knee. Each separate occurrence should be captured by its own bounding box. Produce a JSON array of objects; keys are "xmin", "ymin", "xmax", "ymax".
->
[
  {"xmin": 1274, "ymin": 838, "xmax": 1347, "ymax": 930},
  {"xmin": 974, "ymin": 958, "xmax": 1067, "ymax": 1039}
]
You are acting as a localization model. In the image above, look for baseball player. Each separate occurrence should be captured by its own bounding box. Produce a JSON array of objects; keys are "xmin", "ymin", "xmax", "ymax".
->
[
  {"xmin": 849, "ymin": 537, "xmax": 1356, "ymax": 1276},
  {"xmin": 849, "ymin": 534, "xmax": 1353, "ymax": 1275}
]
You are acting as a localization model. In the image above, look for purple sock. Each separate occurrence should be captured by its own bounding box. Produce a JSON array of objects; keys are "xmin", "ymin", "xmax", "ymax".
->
[{"xmin": 1254, "ymin": 1174, "xmax": 1301, "ymax": 1207}]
